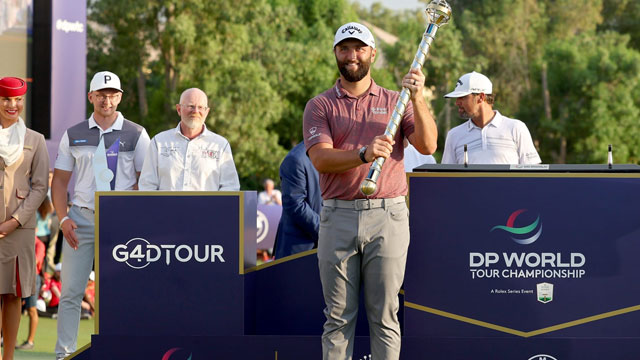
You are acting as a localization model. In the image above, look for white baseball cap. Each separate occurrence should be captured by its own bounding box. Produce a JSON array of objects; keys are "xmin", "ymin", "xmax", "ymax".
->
[
  {"xmin": 90, "ymin": 71, "xmax": 123, "ymax": 92},
  {"xmin": 333, "ymin": 22, "xmax": 376, "ymax": 49},
  {"xmin": 444, "ymin": 71, "xmax": 492, "ymax": 98}
]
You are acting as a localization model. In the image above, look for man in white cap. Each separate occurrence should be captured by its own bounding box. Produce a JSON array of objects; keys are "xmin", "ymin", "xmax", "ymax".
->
[
  {"xmin": 441, "ymin": 71, "xmax": 541, "ymax": 164},
  {"xmin": 51, "ymin": 71, "xmax": 150, "ymax": 359},
  {"xmin": 303, "ymin": 22, "xmax": 437, "ymax": 359}
]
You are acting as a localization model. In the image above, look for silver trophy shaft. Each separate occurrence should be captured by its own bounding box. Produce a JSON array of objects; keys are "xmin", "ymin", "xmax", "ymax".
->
[{"xmin": 359, "ymin": 5, "xmax": 449, "ymax": 196}]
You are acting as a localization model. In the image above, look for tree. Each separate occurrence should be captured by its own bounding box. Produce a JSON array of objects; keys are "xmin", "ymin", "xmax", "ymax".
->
[
  {"xmin": 601, "ymin": 0, "xmax": 640, "ymax": 50},
  {"xmin": 525, "ymin": 32, "xmax": 640, "ymax": 164},
  {"xmin": 87, "ymin": 0, "xmax": 355, "ymax": 189}
]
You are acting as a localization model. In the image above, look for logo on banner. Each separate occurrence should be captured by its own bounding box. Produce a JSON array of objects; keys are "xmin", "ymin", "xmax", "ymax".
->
[
  {"xmin": 257, "ymin": 210, "xmax": 268, "ymax": 244},
  {"xmin": 528, "ymin": 355, "xmax": 558, "ymax": 360},
  {"xmin": 56, "ymin": 19, "xmax": 84, "ymax": 33},
  {"xmin": 469, "ymin": 209, "xmax": 587, "ymax": 280},
  {"xmin": 162, "ymin": 347, "xmax": 192, "ymax": 360},
  {"xmin": 112, "ymin": 237, "xmax": 225, "ymax": 269},
  {"xmin": 537, "ymin": 282, "xmax": 554, "ymax": 303},
  {"xmin": 490, "ymin": 209, "xmax": 542, "ymax": 245}
]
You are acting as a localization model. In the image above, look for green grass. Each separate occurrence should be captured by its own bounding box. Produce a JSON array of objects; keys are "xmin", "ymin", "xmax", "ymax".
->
[{"xmin": 12, "ymin": 314, "xmax": 94, "ymax": 360}]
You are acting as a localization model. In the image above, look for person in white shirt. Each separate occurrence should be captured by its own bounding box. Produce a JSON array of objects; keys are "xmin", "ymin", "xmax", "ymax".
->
[
  {"xmin": 139, "ymin": 88, "xmax": 240, "ymax": 191},
  {"xmin": 257, "ymin": 178, "xmax": 282, "ymax": 205},
  {"xmin": 441, "ymin": 71, "xmax": 541, "ymax": 165},
  {"xmin": 404, "ymin": 139, "xmax": 436, "ymax": 172},
  {"xmin": 52, "ymin": 71, "xmax": 150, "ymax": 359}
]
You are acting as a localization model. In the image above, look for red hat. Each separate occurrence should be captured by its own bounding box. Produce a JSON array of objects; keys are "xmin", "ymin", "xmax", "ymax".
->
[{"xmin": 0, "ymin": 77, "xmax": 28, "ymax": 97}]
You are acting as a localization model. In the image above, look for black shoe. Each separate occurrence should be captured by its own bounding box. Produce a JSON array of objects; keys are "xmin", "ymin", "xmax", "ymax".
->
[{"xmin": 16, "ymin": 341, "xmax": 34, "ymax": 350}]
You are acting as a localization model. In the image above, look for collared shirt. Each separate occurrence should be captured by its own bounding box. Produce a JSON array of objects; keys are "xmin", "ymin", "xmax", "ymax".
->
[
  {"xmin": 404, "ymin": 143, "xmax": 436, "ymax": 172},
  {"xmin": 138, "ymin": 124, "xmax": 240, "ymax": 191},
  {"xmin": 303, "ymin": 78, "xmax": 415, "ymax": 200},
  {"xmin": 258, "ymin": 190, "xmax": 282, "ymax": 205},
  {"xmin": 441, "ymin": 110, "xmax": 541, "ymax": 165},
  {"xmin": 55, "ymin": 112, "xmax": 150, "ymax": 210}
]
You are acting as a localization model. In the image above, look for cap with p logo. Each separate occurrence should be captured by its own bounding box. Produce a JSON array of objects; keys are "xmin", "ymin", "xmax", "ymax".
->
[{"xmin": 90, "ymin": 71, "xmax": 123, "ymax": 93}]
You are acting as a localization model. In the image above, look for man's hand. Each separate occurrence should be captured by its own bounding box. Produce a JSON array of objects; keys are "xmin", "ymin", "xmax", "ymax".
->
[
  {"xmin": 61, "ymin": 217, "xmax": 79, "ymax": 250},
  {"xmin": 402, "ymin": 68, "xmax": 426, "ymax": 101},
  {"xmin": 365, "ymin": 135, "xmax": 395, "ymax": 162}
]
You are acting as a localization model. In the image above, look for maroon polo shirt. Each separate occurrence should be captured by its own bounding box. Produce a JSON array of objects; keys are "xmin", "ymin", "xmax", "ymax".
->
[{"xmin": 303, "ymin": 78, "xmax": 415, "ymax": 200}]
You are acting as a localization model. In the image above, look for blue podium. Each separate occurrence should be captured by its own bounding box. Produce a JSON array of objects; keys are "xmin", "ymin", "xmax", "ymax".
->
[
  {"xmin": 73, "ymin": 166, "xmax": 640, "ymax": 359},
  {"xmin": 403, "ymin": 165, "xmax": 640, "ymax": 359}
]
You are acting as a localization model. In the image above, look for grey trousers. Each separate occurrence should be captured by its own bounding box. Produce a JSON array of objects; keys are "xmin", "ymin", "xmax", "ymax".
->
[
  {"xmin": 55, "ymin": 205, "xmax": 95, "ymax": 358},
  {"xmin": 318, "ymin": 197, "xmax": 409, "ymax": 360}
]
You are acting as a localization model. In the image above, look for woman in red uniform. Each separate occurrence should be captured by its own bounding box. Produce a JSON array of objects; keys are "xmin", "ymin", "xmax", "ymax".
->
[{"xmin": 0, "ymin": 77, "xmax": 49, "ymax": 360}]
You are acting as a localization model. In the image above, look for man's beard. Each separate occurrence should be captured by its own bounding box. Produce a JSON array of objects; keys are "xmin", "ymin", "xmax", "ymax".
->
[
  {"xmin": 337, "ymin": 58, "xmax": 371, "ymax": 83},
  {"xmin": 458, "ymin": 107, "xmax": 477, "ymax": 120},
  {"xmin": 458, "ymin": 110, "xmax": 472, "ymax": 119},
  {"xmin": 182, "ymin": 117, "xmax": 203, "ymax": 129}
]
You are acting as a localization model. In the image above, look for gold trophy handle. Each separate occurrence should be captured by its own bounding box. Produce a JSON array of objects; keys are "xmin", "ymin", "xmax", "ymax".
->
[{"xmin": 359, "ymin": 0, "xmax": 452, "ymax": 196}]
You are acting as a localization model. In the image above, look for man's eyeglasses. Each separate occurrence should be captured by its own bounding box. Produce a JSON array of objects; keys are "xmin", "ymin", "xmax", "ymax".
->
[
  {"xmin": 180, "ymin": 104, "xmax": 209, "ymax": 112},
  {"xmin": 94, "ymin": 94, "xmax": 121, "ymax": 102}
]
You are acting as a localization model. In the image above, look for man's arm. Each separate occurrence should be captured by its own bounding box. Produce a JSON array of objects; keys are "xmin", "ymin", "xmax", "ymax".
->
[
  {"xmin": 308, "ymin": 135, "xmax": 394, "ymax": 174},
  {"xmin": 404, "ymin": 68, "xmax": 438, "ymax": 155},
  {"xmin": 280, "ymin": 155, "xmax": 318, "ymax": 239},
  {"xmin": 138, "ymin": 138, "xmax": 160, "ymax": 190},
  {"xmin": 218, "ymin": 142, "xmax": 241, "ymax": 191},
  {"xmin": 134, "ymin": 130, "xmax": 153, "ymax": 190},
  {"xmin": 516, "ymin": 121, "xmax": 542, "ymax": 164},
  {"xmin": 51, "ymin": 169, "xmax": 78, "ymax": 250}
]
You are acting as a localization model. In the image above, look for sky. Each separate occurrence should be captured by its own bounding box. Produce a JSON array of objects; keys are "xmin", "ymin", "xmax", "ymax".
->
[{"xmin": 352, "ymin": 0, "xmax": 425, "ymax": 11}]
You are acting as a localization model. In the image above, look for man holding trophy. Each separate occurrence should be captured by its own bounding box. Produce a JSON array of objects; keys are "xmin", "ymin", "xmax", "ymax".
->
[
  {"xmin": 303, "ymin": 14, "xmax": 443, "ymax": 358},
  {"xmin": 51, "ymin": 71, "xmax": 150, "ymax": 359}
]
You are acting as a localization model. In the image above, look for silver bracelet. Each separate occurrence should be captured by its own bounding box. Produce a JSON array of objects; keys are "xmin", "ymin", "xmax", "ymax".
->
[{"xmin": 59, "ymin": 216, "xmax": 71, "ymax": 227}]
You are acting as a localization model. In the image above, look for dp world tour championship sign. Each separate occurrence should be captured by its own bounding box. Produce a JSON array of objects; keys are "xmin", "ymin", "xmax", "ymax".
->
[
  {"xmin": 404, "ymin": 171, "xmax": 640, "ymax": 358},
  {"xmin": 76, "ymin": 171, "xmax": 640, "ymax": 359}
]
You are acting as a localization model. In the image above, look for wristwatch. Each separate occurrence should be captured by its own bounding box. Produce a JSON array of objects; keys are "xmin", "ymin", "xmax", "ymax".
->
[{"xmin": 359, "ymin": 146, "xmax": 368, "ymax": 163}]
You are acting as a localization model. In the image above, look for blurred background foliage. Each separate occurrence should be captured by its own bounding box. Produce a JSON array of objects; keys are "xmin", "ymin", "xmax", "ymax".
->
[{"xmin": 87, "ymin": 0, "xmax": 640, "ymax": 189}]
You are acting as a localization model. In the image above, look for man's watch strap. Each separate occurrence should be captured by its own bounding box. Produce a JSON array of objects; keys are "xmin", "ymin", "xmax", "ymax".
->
[{"xmin": 359, "ymin": 146, "xmax": 368, "ymax": 163}]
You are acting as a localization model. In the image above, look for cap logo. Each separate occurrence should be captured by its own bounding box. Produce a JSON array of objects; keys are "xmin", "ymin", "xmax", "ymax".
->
[
  {"xmin": 342, "ymin": 25, "xmax": 362, "ymax": 35},
  {"xmin": 457, "ymin": 79, "xmax": 463, "ymax": 86},
  {"xmin": 104, "ymin": 75, "xmax": 111, "ymax": 84}
]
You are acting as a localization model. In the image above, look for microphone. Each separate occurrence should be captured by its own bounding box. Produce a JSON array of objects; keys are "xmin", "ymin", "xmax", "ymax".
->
[{"xmin": 464, "ymin": 144, "xmax": 468, "ymax": 167}]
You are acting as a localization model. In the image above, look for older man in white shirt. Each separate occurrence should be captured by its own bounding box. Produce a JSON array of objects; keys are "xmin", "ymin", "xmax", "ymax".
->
[
  {"xmin": 139, "ymin": 88, "xmax": 240, "ymax": 191},
  {"xmin": 441, "ymin": 72, "xmax": 541, "ymax": 165}
]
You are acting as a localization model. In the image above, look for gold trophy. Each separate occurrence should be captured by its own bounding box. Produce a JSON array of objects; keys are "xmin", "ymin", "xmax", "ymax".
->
[{"xmin": 359, "ymin": 0, "xmax": 452, "ymax": 196}]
